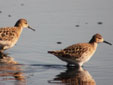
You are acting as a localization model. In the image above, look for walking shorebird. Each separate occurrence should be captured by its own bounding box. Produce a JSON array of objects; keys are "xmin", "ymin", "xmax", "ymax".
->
[
  {"xmin": 0, "ymin": 19, "xmax": 35, "ymax": 52},
  {"xmin": 48, "ymin": 33, "xmax": 112, "ymax": 67}
]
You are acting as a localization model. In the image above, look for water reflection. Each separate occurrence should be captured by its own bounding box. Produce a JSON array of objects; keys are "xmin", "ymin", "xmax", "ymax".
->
[
  {"xmin": 0, "ymin": 52, "xmax": 17, "ymax": 64},
  {"xmin": 49, "ymin": 67, "xmax": 96, "ymax": 85},
  {"xmin": 0, "ymin": 52, "xmax": 26, "ymax": 85}
]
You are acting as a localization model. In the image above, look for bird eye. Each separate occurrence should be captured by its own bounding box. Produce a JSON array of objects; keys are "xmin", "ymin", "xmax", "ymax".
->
[
  {"xmin": 98, "ymin": 37, "xmax": 102, "ymax": 39},
  {"xmin": 25, "ymin": 23, "xmax": 27, "ymax": 24}
]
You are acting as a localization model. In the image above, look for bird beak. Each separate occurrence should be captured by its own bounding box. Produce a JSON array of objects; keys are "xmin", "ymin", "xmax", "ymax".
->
[
  {"xmin": 28, "ymin": 26, "xmax": 36, "ymax": 31},
  {"xmin": 103, "ymin": 40, "xmax": 112, "ymax": 45}
]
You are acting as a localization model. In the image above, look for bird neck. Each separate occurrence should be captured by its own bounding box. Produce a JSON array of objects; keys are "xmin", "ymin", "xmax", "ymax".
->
[
  {"xmin": 14, "ymin": 26, "xmax": 23, "ymax": 38},
  {"xmin": 15, "ymin": 24, "xmax": 23, "ymax": 28},
  {"xmin": 14, "ymin": 22, "xmax": 23, "ymax": 34},
  {"xmin": 89, "ymin": 38, "xmax": 98, "ymax": 49},
  {"xmin": 14, "ymin": 20, "xmax": 24, "ymax": 28},
  {"xmin": 89, "ymin": 37, "xmax": 95, "ymax": 43}
]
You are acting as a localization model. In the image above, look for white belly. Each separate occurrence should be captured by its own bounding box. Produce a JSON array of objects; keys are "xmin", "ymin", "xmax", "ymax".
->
[{"xmin": 0, "ymin": 39, "xmax": 18, "ymax": 50}]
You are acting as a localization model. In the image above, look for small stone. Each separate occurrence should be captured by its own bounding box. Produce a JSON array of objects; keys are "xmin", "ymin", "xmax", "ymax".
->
[
  {"xmin": 75, "ymin": 25, "xmax": 80, "ymax": 27},
  {"xmin": 0, "ymin": 11, "xmax": 2, "ymax": 13},
  {"xmin": 57, "ymin": 42, "xmax": 62, "ymax": 44},
  {"xmin": 97, "ymin": 22, "xmax": 103, "ymax": 25},
  {"xmin": 85, "ymin": 22, "xmax": 88, "ymax": 24},
  {"xmin": 20, "ymin": 3, "xmax": 24, "ymax": 6},
  {"xmin": 8, "ymin": 14, "xmax": 12, "ymax": 17}
]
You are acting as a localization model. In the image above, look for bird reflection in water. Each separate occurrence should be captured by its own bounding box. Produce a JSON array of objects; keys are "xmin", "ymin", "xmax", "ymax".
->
[
  {"xmin": 48, "ymin": 66, "xmax": 95, "ymax": 85},
  {"xmin": 0, "ymin": 52, "xmax": 26, "ymax": 84}
]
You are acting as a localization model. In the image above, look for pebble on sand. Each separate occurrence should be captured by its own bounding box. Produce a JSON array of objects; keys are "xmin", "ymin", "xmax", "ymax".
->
[
  {"xmin": 57, "ymin": 42, "xmax": 62, "ymax": 44},
  {"xmin": 97, "ymin": 22, "xmax": 103, "ymax": 25},
  {"xmin": 0, "ymin": 11, "xmax": 2, "ymax": 13},
  {"xmin": 75, "ymin": 25, "xmax": 80, "ymax": 27},
  {"xmin": 8, "ymin": 14, "xmax": 12, "ymax": 17},
  {"xmin": 20, "ymin": 3, "xmax": 24, "ymax": 6}
]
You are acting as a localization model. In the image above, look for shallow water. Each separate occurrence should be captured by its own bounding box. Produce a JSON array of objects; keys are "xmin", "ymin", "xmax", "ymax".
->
[{"xmin": 0, "ymin": 0, "xmax": 113, "ymax": 85}]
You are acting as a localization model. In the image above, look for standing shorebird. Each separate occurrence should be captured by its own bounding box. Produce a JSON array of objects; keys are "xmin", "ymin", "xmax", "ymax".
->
[
  {"xmin": 48, "ymin": 33, "xmax": 112, "ymax": 67},
  {"xmin": 0, "ymin": 19, "xmax": 35, "ymax": 52}
]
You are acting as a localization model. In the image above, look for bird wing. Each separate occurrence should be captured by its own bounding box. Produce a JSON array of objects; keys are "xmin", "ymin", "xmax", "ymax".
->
[
  {"xmin": 0, "ymin": 27, "xmax": 17, "ymax": 41},
  {"xmin": 61, "ymin": 43, "xmax": 92, "ymax": 59},
  {"xmin": 0, "ymin": 27, "xmax": 17, "ymax": 45}
]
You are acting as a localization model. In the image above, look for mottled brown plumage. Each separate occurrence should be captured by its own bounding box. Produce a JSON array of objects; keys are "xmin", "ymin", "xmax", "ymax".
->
[
  {"xmin": 0, "ymin": 19, "xmax": 35, "ymax": 52},
  {"xmin": 48, "ymin": 33, "xmax": 112, "ymax": 67}
]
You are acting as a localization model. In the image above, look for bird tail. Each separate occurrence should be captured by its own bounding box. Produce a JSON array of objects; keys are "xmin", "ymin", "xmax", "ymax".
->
[
  {"xmin": 48, "ymin": 50, "xmax": 64, "ymax": 56},
  {"xmin": 48, "ymin": 50, "xmax": 61, "ymax": 55},
  {"xmin": 48, "ymin": 51, "xmax": 56, "ymax": 54}
]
